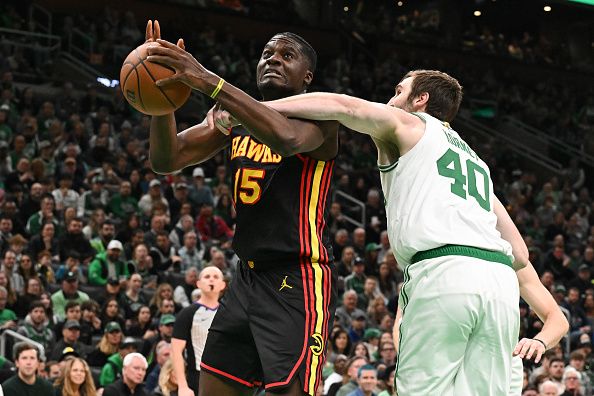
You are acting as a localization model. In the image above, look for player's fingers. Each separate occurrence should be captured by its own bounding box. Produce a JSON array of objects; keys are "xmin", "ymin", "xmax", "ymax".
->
[
  {"xmin": 145, "ymin": 20, "xmax": 153, "ymax": 42},
  {"xmin": 155, "ymin": 74, "xmax": 182, "ymax": 87},
  {"xmin": 156, "ymin": 38, "xmax": 183, "ymax": 52},
  {"xmin": 518, "ymin": 340, "xmax": 532, "ymax": 358},
  {"xmin": 524, "ymin": 343, "xmax": 538, "ymax": 360},
  {"xmin": 177, "ymin": 38, "xmax": 185, "ymax": 50},
  {"xmin": 513, "ymin": 338, "xmax": 527, "ymax": 355},
  {"xmin": 154, "ymin": 20, "xmax": 161, "ymax": 40},
  {"xmin": 534, "ymin": 348, "xmax": 544, "ymax": 364}
]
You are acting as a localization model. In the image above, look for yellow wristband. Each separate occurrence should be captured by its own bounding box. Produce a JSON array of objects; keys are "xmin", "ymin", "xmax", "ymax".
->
[{"xmin": 210, "ymin": 78, "xmax": 225, "ymax": 99}]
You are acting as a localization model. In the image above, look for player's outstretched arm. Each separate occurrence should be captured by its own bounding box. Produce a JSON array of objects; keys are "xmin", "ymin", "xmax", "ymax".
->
[
  {"xmin": 147, "ymin": 39, "xmax": 336, "ymax": 158},
  {"xmin": 514, "ymin": 262, "xmax": 569, "ymax": 363},
  {"xmin": 265, "ymin": 93, "xmax": 408, "ymax": 144},
  {"xmin": 145, "ymin": 20, "xmax": 227, "ymax": 174},
  {"xmin": 493, "ymin": 197, "xmax": 529, "ymax": 271}
]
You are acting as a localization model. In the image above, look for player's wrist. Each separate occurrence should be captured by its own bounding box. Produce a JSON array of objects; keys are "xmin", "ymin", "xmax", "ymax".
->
[{"xmin": 532, "ymin": 337, "xmax": 547, "ymax": 350}]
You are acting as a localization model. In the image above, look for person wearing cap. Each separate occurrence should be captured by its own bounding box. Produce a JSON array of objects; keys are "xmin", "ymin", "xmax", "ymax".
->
[
  {"xmin": 89, "ymin": 239, "xmax": 128, "ymax": 286},
  {"xmin": 348, "ymin": 311, "xmax": 368, "ymax": 344},
  {"xmin": 49, "ymin": 319, "xmax": 90, "ymax": 361},
  {"xmin": 99, "ymin": 337, "xmax": 139, "ymax": 388},
  {"xmin": 79, "ymin": 175, "xmax": 109, "ymax": 218},
  {"xmin": 169, "ymin": 181, "xmax": 192, "ymax": 223},
  {"xmin": 138, "ymin": 178, "xmax": 170, "ymax": 218},
  {"xmin": 188, "ymin": 167, "xmax": 214, "ymax": 209},
  {"xmin": 345, "ymin": 257, "xmax": 367, "ymax": 295},
  {"xmin": 107, "ymin": 181, "xmax": 138, "ymax": 221},
  {"xmin": 142, "ymin": 314, "xmax": 175, "ymax": 371},
  {"xmin": 87, "ymin": 321, "xmax": 124, "ymax": 368},
  {"xmin": 50, "ymin": 271, "xmax": 90, "ymax": 320}
]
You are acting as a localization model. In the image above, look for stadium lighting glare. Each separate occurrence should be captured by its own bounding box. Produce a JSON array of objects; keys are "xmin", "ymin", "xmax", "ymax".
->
[
  {"xmin": 474, "ymin": 10, "xmax": 482, "ymax": 16},
  {"xmin": 343, "ymin": 6, "xmax": 349, "ymax": 11},
  {"xmin": 397, "ymin": 1, "xmax": 404, "ymax": 6},
  {"xmin": 544, "ymin": 5, "xmax": 552, "ymax": 11}
]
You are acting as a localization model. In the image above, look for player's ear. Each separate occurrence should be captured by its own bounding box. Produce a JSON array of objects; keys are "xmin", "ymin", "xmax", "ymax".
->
[
  {"xmin": 303, "ymin": 70, "xmax": 313, "ymax": 89},
  {"xmin": 415, "ymin": 92, "xmax": 429, "ymax": 108}
]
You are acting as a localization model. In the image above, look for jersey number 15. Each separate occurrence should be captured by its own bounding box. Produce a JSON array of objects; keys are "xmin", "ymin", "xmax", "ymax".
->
[{"xmin": 436, "ymin": 148, "xmax": 491, "ymax": 211}]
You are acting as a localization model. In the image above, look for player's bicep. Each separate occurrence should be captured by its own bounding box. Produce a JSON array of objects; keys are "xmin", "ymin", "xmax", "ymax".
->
[
  {"xmin": 175, "ymin": 122, "xmax": 229, "ymax": 169},
  {"xmin": 339, "ymin": 99, "xmax": 401, "ymax": 143}
]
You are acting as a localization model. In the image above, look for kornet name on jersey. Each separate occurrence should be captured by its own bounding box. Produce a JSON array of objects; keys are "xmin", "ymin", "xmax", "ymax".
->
[
  {"xmin": 229, "ymin": 128, "xmax": 334, "ymax": 264},
  {"xmin": 379, "ymin": 112, "xmax": 513, "ymax": 268}
]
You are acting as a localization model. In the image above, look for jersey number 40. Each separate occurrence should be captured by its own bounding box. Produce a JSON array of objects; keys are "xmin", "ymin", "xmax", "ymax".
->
[{"xmin": 436, "ymin": 148, "xmax": 491, "ymax": 211}]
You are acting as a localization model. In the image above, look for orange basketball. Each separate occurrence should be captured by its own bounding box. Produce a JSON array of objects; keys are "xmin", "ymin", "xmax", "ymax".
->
[{"xmin": 120, "ymin": 42, "xmax": 191, "ymax": 116}]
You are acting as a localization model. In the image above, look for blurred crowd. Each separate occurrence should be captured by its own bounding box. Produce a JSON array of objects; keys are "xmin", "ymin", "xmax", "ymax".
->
[{"xmin": 0, "ymin": 2, "xmax": 593, "ymax": 396}]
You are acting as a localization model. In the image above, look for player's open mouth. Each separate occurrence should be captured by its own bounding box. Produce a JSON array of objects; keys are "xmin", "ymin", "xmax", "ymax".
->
[{"xmin": 263, "ymin": 70, "xmax": 283, "ymax": 78}]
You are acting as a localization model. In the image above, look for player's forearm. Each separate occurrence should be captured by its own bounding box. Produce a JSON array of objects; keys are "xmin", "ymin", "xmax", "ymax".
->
[
  {"xmin": 150, "ymin": 114, "xmax": 182, "ymax": 174},
  {"xmin": 532, "ymin": 309, "xmax": 569, "ymax": 350},
  {"xmin": 393, "ymin": 306, "xmax": 402, "ymax": 349},
  {"xmin": 171, "ymin": 340, "xmax": 189, "ymax": 388},
  {"xmin": 493, "ymin": 197, "xmax": 529, "ymax": 270}
]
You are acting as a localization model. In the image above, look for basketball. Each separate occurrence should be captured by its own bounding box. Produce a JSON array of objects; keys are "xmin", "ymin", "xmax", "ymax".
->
[{"xmin": 120, "ymin": 42, "xmax": 191, "ymax": 116}]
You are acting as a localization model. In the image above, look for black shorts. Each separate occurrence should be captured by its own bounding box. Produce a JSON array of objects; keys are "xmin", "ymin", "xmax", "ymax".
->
[{"xmin": 201, "ymin": 259, "xmax": 337, "ymax": 395}]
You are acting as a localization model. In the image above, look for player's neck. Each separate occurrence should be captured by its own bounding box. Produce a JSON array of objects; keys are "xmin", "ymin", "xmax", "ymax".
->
[{"xmin": 198, "ymin": 296, "xmax": 219, "ymax": 309}]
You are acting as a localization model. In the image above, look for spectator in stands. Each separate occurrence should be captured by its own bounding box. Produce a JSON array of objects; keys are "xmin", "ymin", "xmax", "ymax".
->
[
  {"xmin": 143, "ymin": 314, "xmax": 175, "ymax": 367},
  {"xmin": 52, "ymin": 174, "xmax": 79, "ymax": 214},
  {"xmin": 79, "ymin": 300, "xmax": 102, "ymax": 345},
  {"xmin": 357, "ymin": 277, "xmax": 381, "ymax": 311},
  {"xmin": 173, "ymin": 267, "xmax": 198, "ymax": 308},
  {"xmin": 144, "ymin": 340, "xmax": 171, "ymax": 392},
  {"xmin": 27, "ymin": 222, "xmax": 59, "ymax": 262},
  {"xmin": 99, "ymin": 337, "xmax": 139, "ymax": 388},
  {"xmin": 83, "ymin": 208, "xmax": 106, "ymax": 240},
  {"xmin": 14, "ymin": 276, "xmax": 42, "ymax": 317},
  {"xmin": 548, "ymin": 357, "xmax": 565, "ymax": 394},
  {"xmin": 568, "ymin": 350, "xmax": 591, "ymax": 396},
  {"xmin": 99, "ymin": 297, "xmax": 126, "ymax": 331},
  {"xmin": 49, "ymin": 319, "xmax": 90, "ymax": 361},
  {"xmin": 127, "ymin": 305, "xmax": 153, "ymax": 338},
  {"xmin": 89, "ymin": 240, "xmax": 127, "ymax": 286},
  {"xmin": 329, "ymin": 329, "xmax": 353, "ymax": 364},
  {"xmin": 50, "ymin": 271, "xmax": 90, "ymax": 320},
  {"xmin": 168, "ymin": 214, "xmax": 194, "ymax": 252},
  {"xmin": 348, "ymin": 311, "xmax": 367, "ymax": 344},
  {"xmin": 154, "ymin": 358, "xmax": 177, "ymax": 396},
  {"xmin": 53, "ymin": 356, "xmax": 96, "ymax": 396},
  {"xmin": 1, "ymin": 342, "xmax": 53, "ymax": 394},
  {"xmin": 346, "ymin": 363, "xmax": 378, "ymax": 396},
  {"xmin": 352, "ymin": 227, "xmax": 367, "ymax": 258},
  {"xmin": 139, "ymin": 179, "xmax": 169, "ymax": 218},
  {"xmin": 178, "ymin": 231, "xmax": 202, "ymax": 271},
  {"xmin": 561, "ymin": 367, "xmax": 582, "ymax": 396},
  {"xmin": 144, "ymin": 214, "xmax": 167, "ymax": 248},
  {"xmin": 0, "ymin": 285, "xmax": 17, "ymax": 330},
  {"xmin": 169, "ymin": 182, "xmax": 191, "ymax": 224},
  {"xmin": 122, "ymin": 273, "xmax": 148, "ymax": 318},
  {"xmin": 17, "ymin": 300, "xmax": 54, "ymax": 354},
  {"xmin": 150, "ymin": 232, "xmax": 180, "ymax": 273},
  {"xmin": 107, "ymin": 180, "xmax": 138, "ymax": 221},
  {"xmin": 195, "ymin": 204, "xmax": 233, "ymax": 247},
  {"xmin": 58, "ymin": 218, "xmax": 95, "ymax": 263},
  {"xmin": 2, "ymin": 249, "xmax": 23, "ymax": 294},
  {"xmin": 375, "ymin": 341, "xmax": 396, "ymax": 368},
  {"xmin": 345, "ymin": 256, "xmax": 367, "ymax": 295},
  {"xmin": 80, "ymin": 176, "xmax": 109, "ymax": 218},
  {"xmin": 0, "ymin": 215, "xmax": 13, "ymax": 257},
  {"xmin": 55, "ymin": 251, "xmax": 85, "ymax": 283},
  {"xmin": 336, "ymin": 290, "xmax": 367, "ymax": 329},
  {"xmin": 188, "ymin": 167, "xmax": 213, "ymax": 208},
  {"xmin": 334, "ymin": 356, "xmax": 368, "ymax": 396},
  {"xmin": 90, "ymin": 220, "xmax": 115, "ymax": 254},
  {"xmin": 102, "ymin": 352, "xmax": 148, "ymax": 396},
  {"xmin": 25, "ymin": 194, "xmax": 57, "ymax": 236},
  {"xmin": 149, "ymin": 283, "xmax": 174, "ymax": 316},
  {"xmin": 337, "ymin": 246, "xmax": 356, "ymax": 279},
  {"xmin": 118, "ymin": 214, "xmax": 142, "ymax": 248},
  {"xmin": 87, "ymin": 321, "xmax": 123, "ymax": 368},
  {"xmin": 563, "ymin": 287, "xmax": 592, "ymax": 345},
  {"xmin": 333, "ymin": 229, "xmax": 351, "ymax": 264}
]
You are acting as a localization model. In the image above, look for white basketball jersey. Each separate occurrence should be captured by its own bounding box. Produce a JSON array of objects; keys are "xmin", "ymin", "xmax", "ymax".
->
[{"xmin": 379, "ymin": 112, "xmax": 513, "ymax": 268}]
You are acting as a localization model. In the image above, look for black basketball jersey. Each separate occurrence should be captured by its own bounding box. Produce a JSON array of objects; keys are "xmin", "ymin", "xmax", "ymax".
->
[{"xmin": 229, "ymin": 127, "xmax": 334, "ymax": 265}]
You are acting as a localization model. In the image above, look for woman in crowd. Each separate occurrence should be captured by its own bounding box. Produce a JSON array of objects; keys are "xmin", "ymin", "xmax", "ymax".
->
[
  {"xmin": 29, "ymin": 222, "xmax": 60, "ymax": 261},
  {"xmin": 153, "ymin": 359, "xmax": 178, "ymax": 396},
  {"xmin": 86, "ymin": 321, "xmax": 123, "ymax": 367},
  {"xmin": 99, "ymin": 297, "xmax": 125, "ymax": 330},
  {"xmin": 116, "ymin": 213, "xmax": 141, "ymax": 245},
  {"xmin": 350, "ymin": 341, "xmax": 371, "ymax": 361},
  {"xmin": 53, "ymin": 356, "xmax": 97, "ymax": 396},
  {"xmin": 377, "ymin": 261, "xmax": 398, "ymax": 300},
  {"xmin": 149, "ymin": 283, "xmax": 174, "ymax": 316},
  {"xmin": 126, "ymin": 304, "xmax": 153, "ymax": 338},
  {"xmin": 0, "ymin": 271, "xmax": 18, "ymax": 310},
  {"xmin": 328, "ymin": 329, "xmax": 352, "ymax": 364},
  {"xmin": 16, "ymin": 254, "xmax": 36, "ymax": 284}
]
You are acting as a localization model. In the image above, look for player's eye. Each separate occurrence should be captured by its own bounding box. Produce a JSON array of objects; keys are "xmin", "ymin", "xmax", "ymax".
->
[{"xmin": 284, "ymin": 52, "xmax": 294, "ymax": 59}]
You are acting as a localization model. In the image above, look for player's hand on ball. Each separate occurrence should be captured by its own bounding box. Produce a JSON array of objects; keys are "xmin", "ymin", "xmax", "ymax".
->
[
  {"xmin": 147, "ymin": 38, "xmax": 215, "ymax": 93},
  {"xmin": 513, "ymin": 337, "xmax": 545, "ymax": 363},
  {"xmin": 145, "ymin": 20, "xmax": 160, "ymax": 43}
]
